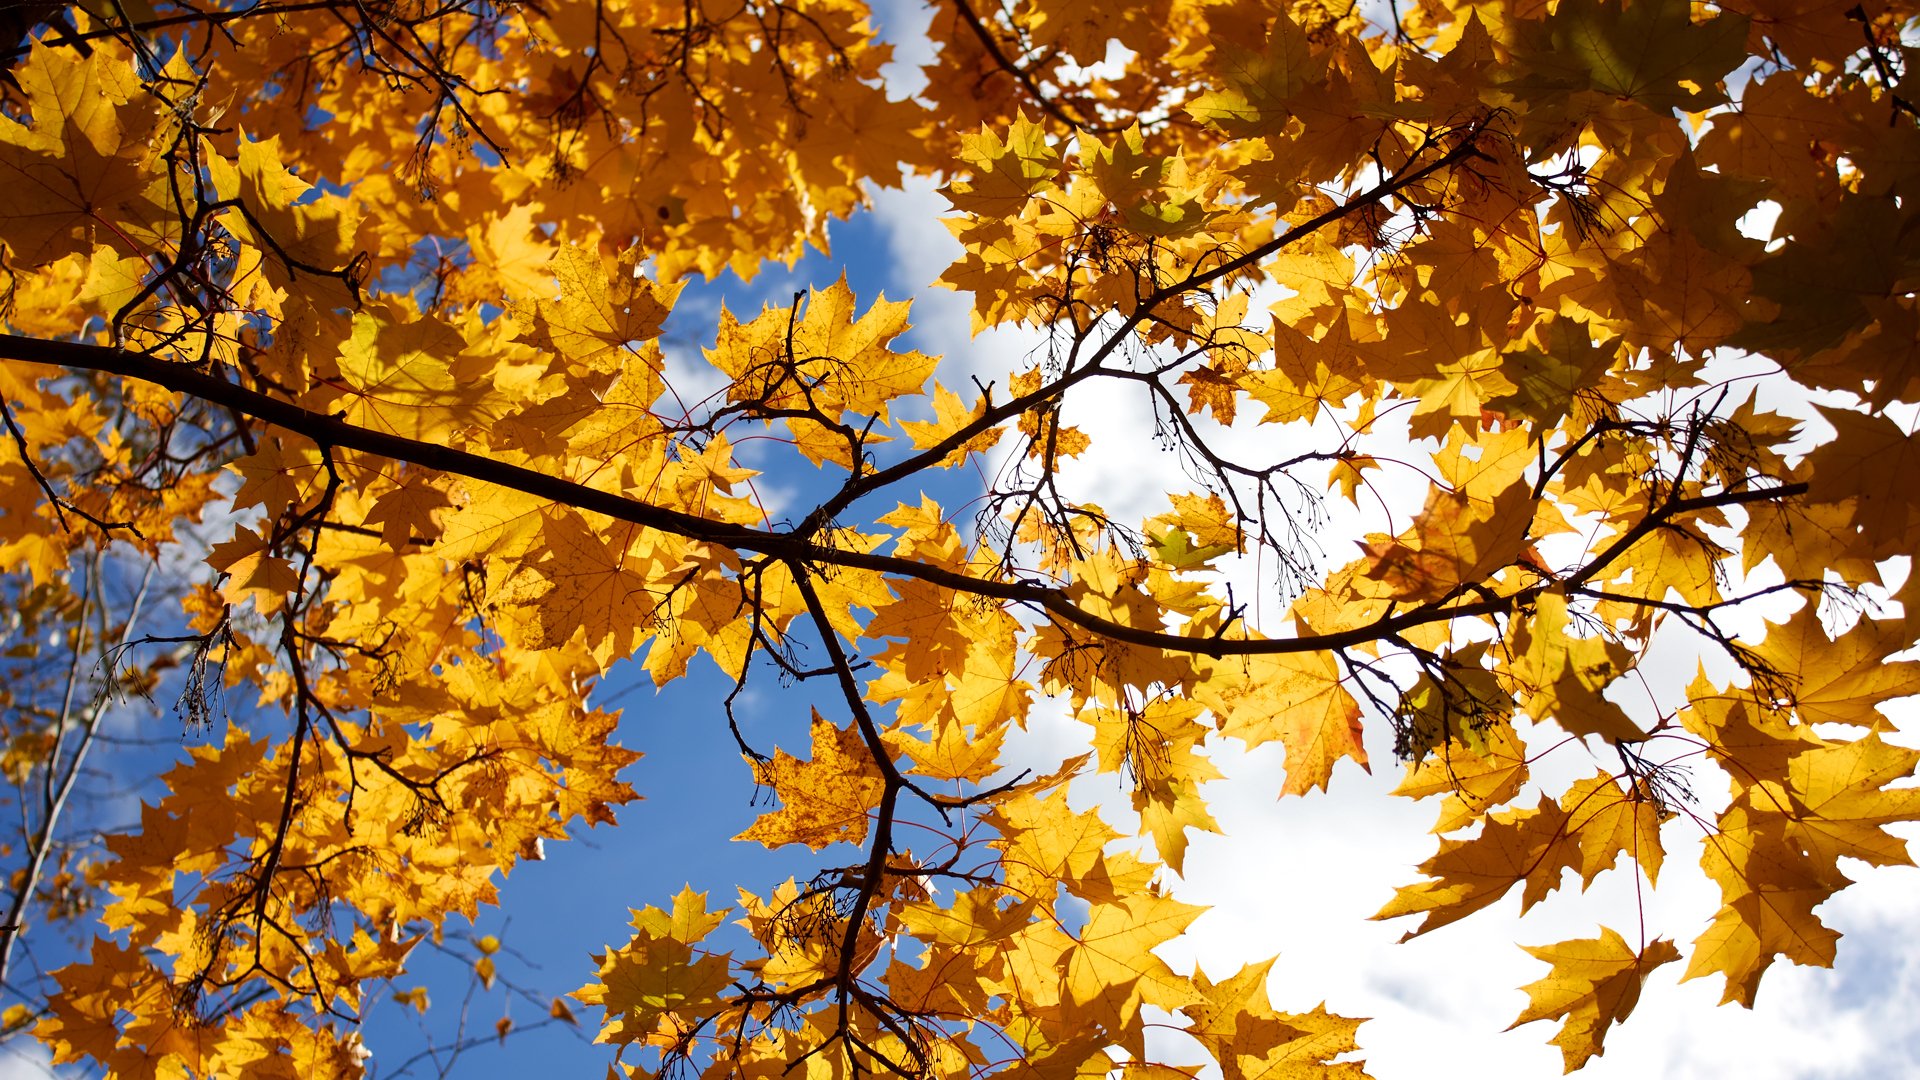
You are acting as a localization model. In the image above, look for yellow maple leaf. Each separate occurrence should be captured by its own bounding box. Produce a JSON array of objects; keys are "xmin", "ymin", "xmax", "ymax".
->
[
  {"xmin": 512, "ymin": 509, "xmax": 677, "ymax": 663},
  {"xmin": 735, "ymin": 710, "xmax": 886, "ymax": 852},
  {"xmin": 1186, "ymin": 11, "xmax": 1323, "ymax": 136},
  {"xmin": 206, "ymin": 524, "xmax": 300, "ymax": 613},
  {"xmin": 209, "ymin": 133, "xmax": 359, "ymax": 300},
  {"xmin": 1239, "ymin": 1004, "xmax": 1370, "ymax": 1080},
  {"xmin": 1684, "ymin": 799, "xmax": 1846, "ymax": 1006},
  {"xmin": 1196, "ymin": 650, "xmax": 1367, "ymax": 796},
  {"xmin": 944, "ymin": 112, "xmax": 1060, "ymax": 216},
  {"xmin": 888, "ymin": 710, "xmax": 1009, "ymax": 784},
  {"xmin": 1374, "ymin": 796, "xmax": 1577, "ymax": 938},
  {"xmin": 901, "ymin": 381, "xmax": 1003, "ymax": 463},
  {"xmin": 1505, "ymin": 591, "xmax": 1644, "ymax": 743},
  {"xmin": 1509, "ymin": 928, "xmax": 1681, "ymax": 1072},
  {"xmin": 575, "ymin": 890, "xmax": 733, "ymax": 1046},
  {"xmin": 0, "ymin": 45, "xmax": 159, "ymax": 266},
  {"xmin": 706, "ymin": 276, "xmax": 938, "ymax": 454},
  {"xmin": 1780, "ymin": 732, "xmax": 1920, "ymax": 872},
  {"xmin": 517, "ymin": 242, "xmax": 684, "ymax": 374},
  {"xmin": 1754, "ymin": 606, "xmax": 1920, "ymax": 728},
  {"xmin": 988, "ymin": 785, "xmax": 1121, "ymax": 901},
  {"xmin": 1559, "ymin": 772, "xmax": 1668, "ymax": 887},
  {"xmin": 1363, "ymin": 479, "xmax": 1537, "ymax": 602},
  {"xmin": 630, "ymin": 885, "xmax": 732, "ymax": 946},
  {"xmin": 895, "ymin": 889, "xmax": 1034, "ymax": 950},
  {"xmin": 330, "ymin": 303, "xmax": 497, "ymax": 441},
  {"xmin": 1062, "ymin": 889, "xmax": 1206, "ymax": 1029},
  {"xmin": 1393, "ymin": 717, "xmax": 1530, "ymax": 834},
  {"xmin": 227, "ymin": 436, "xmax": 326, "ymax": 514}
]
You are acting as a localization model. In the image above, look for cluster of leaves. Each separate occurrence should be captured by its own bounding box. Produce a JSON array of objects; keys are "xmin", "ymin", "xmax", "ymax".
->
[{"xmin": 0, "ymin": 0, "xmax": 1916, "ymax": 1074}]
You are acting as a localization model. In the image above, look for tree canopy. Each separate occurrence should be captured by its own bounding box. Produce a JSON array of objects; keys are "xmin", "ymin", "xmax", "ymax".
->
[{"xmin": 0, "ymin": 0, "xmax": 1917, "ymax": 1073}]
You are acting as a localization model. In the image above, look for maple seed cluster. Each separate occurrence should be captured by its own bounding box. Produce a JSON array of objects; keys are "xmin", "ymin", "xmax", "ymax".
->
[{"xmin": 0, "ymin": 0, "xmax": 1917, "ymax": 1075}]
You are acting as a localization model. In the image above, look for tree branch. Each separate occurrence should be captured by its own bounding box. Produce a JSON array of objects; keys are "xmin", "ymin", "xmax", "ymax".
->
[{"xmin": 0, "ymin": 337, "xmax": 1807, "ymax": 660}]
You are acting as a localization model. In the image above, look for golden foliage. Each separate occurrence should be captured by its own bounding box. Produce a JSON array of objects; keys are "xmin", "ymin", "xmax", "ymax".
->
[{"xmin": 0, "ymin": 0, "xmax": 1917, "ymax": 1074}]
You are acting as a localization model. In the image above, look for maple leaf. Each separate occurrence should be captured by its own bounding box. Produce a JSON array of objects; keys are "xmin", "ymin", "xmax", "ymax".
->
[
  {"xmin": 1241, "ymin": 1004, "xmax": 1371, "ymax": 1080},
  {"xmin": 706, "ymin": 275, "xmax": 937, "ymax": 462},
  {"xmin": 228, "ymin": 437, "xmax": 326, "ymax": 514},
  {"xmin": 736, "ymin": 710, "xmax": 887, "ymax": 852},
  {"xmin": 1374, "ymin": 796, "xmax": 1578, "ymax": 938},
  {"xmin": 1404, "ymin": 351, "xmax": 1518, "ymax": 438},
  {"xmin": 1488, "ymin": 319, "xmax": 1618, "ymax": 428},
  {"xmin": 1166, "ymin": 491, "xmax": 1244, "ymax": 552},
  {"xmin": 1560, "ymin": 772, "xmax": 1668, "ymax": 887},
  {"xmin": 209, "ymin": 133, "xmax": 360, "ymax": 303},
  {"xmin": 508, "ymin": 509, "xmax": 680, "ymax": 663},
  {"xmin": 1528, "ymin": 0, "xmax": 1750, "ymax": 113},
  {"xmin": 1509, "ymin": 928, "xmax": 1681, "ymax": 1072},
  {"xmin": 516, "ymin": 242, "xmax": 684, "ymax": 374},
  {"xmin": 363, "ymin": 481, "xmax": 452, "ymax": 549},
  {"xmin": 1080, "ymin": 126, "xmax": 1221, "ymax": 238},
  {"xmin": 1753, "ymin": 606, "xmax": 1920, "ymax": 728},
  {"xmin": 944, "ymin": 113, "xmax": 1060, "ymax": 216},
  {"xmin": 988, "ymin": 783, "xmax": 1125, "ymax": 903},
  {"xmin": 1679, "ymin": 673, "xmax": 1824, "ymax": 785},
  {"xmin": 0, "ymin": 46, "xmax": 159, "ymax": 266},
  {"xmin": 1779, "ymin": 733, "xmax": 1920, "ymax": 872},
  {"xmin": 329, "ymin": 304, "xmax": 498, "ymax": 440},
  {"xmin": 207, "ymin": 524, "xmax": 301, "ymax": 613},
  {"xmin": 1150, "ymin": 528, "xmax": 1238, "ymax": 571},
  {"xmin": 1799, "ymin": 406, "xmax": 1920, "ymax": 562},
  {"xmin": 576, "ymin": 887, "xmax": 734, "ymax": 1046},
  {"xmin": 1685, "ymin": 841, "xmax": 1840, "ymax": 1005},
  {"xmin": 1187, "ymin": 11, "xmax": 1325, "ymax": 136},
  {"xmin": 901, "ymin": 382, "xmax": 1003, "ymax": 463},
  {"xmin": 632, "ymin": 886, "xmax": 732, "ymax": 946},
  {"xmin": 1392, "ymin": 717, "xmax": 1530, "ymax": 834},
  {"xmin": 1363, "ymin": 480, "xmax": 1536, "ymax": 602},
  {"xmin": 1505, "ymin": 592, "xmax": 1644, "ymax": 743},
  {"xmin": 895, "ymin": 889, "xmax": 1034, "ymax": 949},
  {"xmin": 1195, "ymin": 650, "xmax": 1367, "ymax": 796},
  {"xmin": 887, "ymin": 709, "xmax": 1009, "ymax": 784},
  {"xmin": 1063, "ymin": 889, "xmax": 1207, "ymax": 1029},
  {"xmin": 1186, "ymin": 961, "xmax": 1295, "ymax": 1080},
  {"xmin": 1186, "ymin": 960, "xmax": 1374, "ymax": 1080}
]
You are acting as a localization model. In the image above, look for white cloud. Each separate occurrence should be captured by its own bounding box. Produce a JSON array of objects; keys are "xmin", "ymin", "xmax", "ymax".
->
[
  {"xmin": 867, "ymin": 0, "xmax": 937, "ymax": 98},
  {"xmin": 0, "ymin": 1040, "xmax": 62, "ymax": 1080}
]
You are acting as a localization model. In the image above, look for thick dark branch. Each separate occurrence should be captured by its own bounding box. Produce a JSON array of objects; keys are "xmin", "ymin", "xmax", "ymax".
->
[
  {"xmin": 789, "ymin": 568, "xmax": 900, "ymax": 999},
  {"xmin": 0, "ymin": 0, "xmax": 350, "ymax": 61},
  {"xmin": 0, "ymin": 336, "xmax": 1807, "ymax": 659}
]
